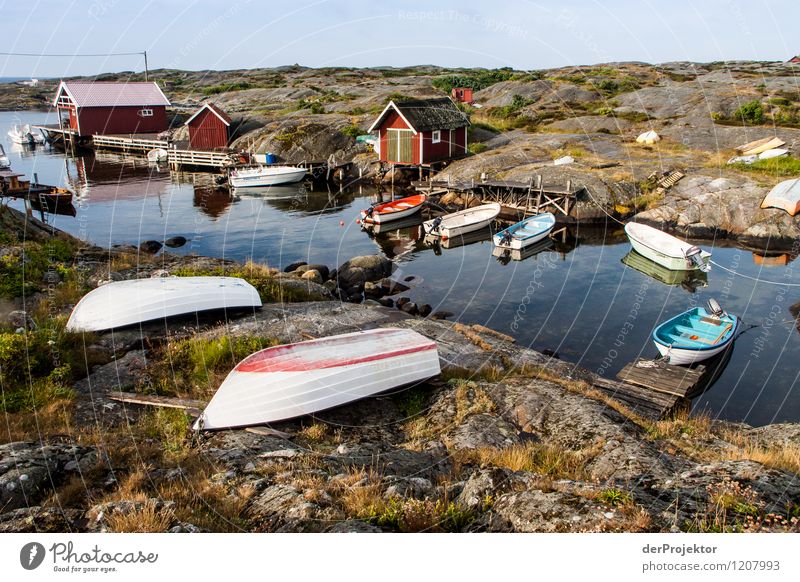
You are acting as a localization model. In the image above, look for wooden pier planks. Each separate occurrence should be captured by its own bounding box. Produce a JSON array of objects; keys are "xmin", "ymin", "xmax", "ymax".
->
[
  {"xmin": 592, "ymin": 377, "xmax": 685, "ymax": 420},
  {"xmin": 617, "ymin": 358, "xmax": 705, "ymax": 398}
]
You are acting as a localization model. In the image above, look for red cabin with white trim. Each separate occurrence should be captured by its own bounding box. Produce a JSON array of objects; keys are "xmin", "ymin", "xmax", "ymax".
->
[
  {"xmin": 185, "ymin": 102, "xmax": 232, "ymax": 150},
  {"xmin": 53, "ymin": 81, "xmax": 170, "ymax": 137},
  {"xmin": 367, "ymin": 98, "xmax": 469, "ymax": 165}
]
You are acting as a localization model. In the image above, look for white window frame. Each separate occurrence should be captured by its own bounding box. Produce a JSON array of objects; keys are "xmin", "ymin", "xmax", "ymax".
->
[
  {"xmin": 431, "ymin": 130, "xmax": 441, "ymax": 144},
  {"xmin": 139, "ymin": 108, "xmax": 154, "ymax": 117}
]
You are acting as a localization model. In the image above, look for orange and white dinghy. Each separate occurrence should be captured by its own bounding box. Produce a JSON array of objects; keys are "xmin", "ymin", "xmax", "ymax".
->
[
  {"xmin": 193, "ymin": 328, "xmax": 441, "ymax": 430},
  {"xmin": 360, "ymin": 194, "xmax": 427, "ymax": 224}
]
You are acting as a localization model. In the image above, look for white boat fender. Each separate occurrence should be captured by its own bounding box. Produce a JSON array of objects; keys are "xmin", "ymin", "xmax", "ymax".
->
[{"xmin": 684, "ymin": 246, "xmax": 710, "ymax": 272}]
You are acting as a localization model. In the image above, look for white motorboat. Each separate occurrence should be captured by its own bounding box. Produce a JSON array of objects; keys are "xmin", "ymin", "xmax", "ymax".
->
[
  {"xmin": 229, "ymin": 165, "xmax": 307, "ymax": 188},
  {"xmin": 624, "ymin": 222, "xmax": 710, "ymax": 272},
  {"xmin": 493, "ymin": 212, "xmax": 555, "ymax": 250},
  {"xmin": 652, "ymin": 299, "xmax": 738, "ymax": 365},
  {"xmin": 147, "ymin": 148, "xmax": 168, "ymax": 162},
  {"xmin": 423, "ymin": 203, "xmax": 501, "ymax": 239},
  {"xmin": 194, "ymin": 328, "xmax": 441, "ymax": 430},
  {"xmin": 65, "ymin": 276, "xmax": 262, "ymax": 332},
  {"xmin": 7, "ymin": 124, "xmax": 34, "ymax": 145}
]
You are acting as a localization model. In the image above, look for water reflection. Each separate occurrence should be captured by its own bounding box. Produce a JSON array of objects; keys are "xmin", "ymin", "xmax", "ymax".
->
[
  {"xmin": 492, "ymin": 238, "xmax": 554, "ymax": 264},
  {"xmin": 621, "ymin": 250, "xmax": 708, "ymax": 292},
  {"xmin": 751, "ymin": 251, "xmax": 797, "ymax": 267}
]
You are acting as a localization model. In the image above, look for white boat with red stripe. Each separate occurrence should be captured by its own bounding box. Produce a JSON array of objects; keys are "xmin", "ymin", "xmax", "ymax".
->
[{"xmin": 193, "ymin": 328, "xmax": 441, "ymax": 430}]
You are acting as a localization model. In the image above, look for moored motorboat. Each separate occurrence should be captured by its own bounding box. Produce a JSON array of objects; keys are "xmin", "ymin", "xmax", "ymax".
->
[
  {"xmin": 147, "ymin": 148, "xmax": 168, "ymax": 162},
  {"xmin": 7, "ymin": 124, "xmax": 34, "ymax": 145},
  {"xmin": 360, "ymin": 193, "xmax": 427, "ymax": 224},
  {"xmin": 193, "ymin": 328, "xmax": 441, "ymax": 430},
  {"xmin": 229, "ymin": 165, "xmax": 307, "ymax": 188},
  {"xmin": 652, "ymin": 299, "xmax": 738, "ymax": 365},
  {"xmin": 493, "ymin": 212, "xmax": 555, "ymax": 250},
  {"xmin": 624, "ymin": 222, "xmax": 710, "ymax": 272},
  {"xmin": 66, "ymin": 276, "xmax": 262, "ymax": 332},
  {"xmin": 423, "ymin": 202, "xmax": 501, "ymax": 239}
]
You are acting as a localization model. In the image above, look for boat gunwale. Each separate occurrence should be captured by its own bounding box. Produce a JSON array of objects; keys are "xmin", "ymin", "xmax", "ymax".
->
[{"xmin": 652, "ymin": 308, "xmax": 739, "ymax": 352}]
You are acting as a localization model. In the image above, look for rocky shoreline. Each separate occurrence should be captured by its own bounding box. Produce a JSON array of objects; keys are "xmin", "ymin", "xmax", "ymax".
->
[{"xmin": 1, "ymin": 206, "xmax": 799, "ymax": 533}]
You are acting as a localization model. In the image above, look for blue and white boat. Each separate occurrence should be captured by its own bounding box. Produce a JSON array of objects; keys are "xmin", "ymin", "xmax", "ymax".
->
[
  {"xmin": 652, "ymin": 299, "xmax": 738, "ymax": 365},
  {"xmin": 492, "ymin": 212, "xmax": 555, "ymax": 250}
]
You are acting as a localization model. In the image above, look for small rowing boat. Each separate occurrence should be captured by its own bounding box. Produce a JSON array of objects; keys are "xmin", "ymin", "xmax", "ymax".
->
[
  {"xmin": 423, "ymin": 203, "xmax": 501, "ymax": 239},
  {"xmin": 625, "ymin": 222, "xmax": 710, "ymax": 272},
  {"xmin": 193, "ymin": 328, "xmax": 441, "ymax": 430},
  {"xmin": 360, "ymin": 193, "xmax": 427, "ymax": 224},
  {"xmin": 229, "ymin": 165, "xmax": 307, "ymax": 188},
  {"xmin": 66, "ymin": 276, "xmax": 262, "ymax": 332},
  {"xmin": 652, "ymin": 299, "xmax": 738, "ymax": 365},
  {"xmin": 493, "ymin": 212, "xmax": 555, "ymax": 250}
]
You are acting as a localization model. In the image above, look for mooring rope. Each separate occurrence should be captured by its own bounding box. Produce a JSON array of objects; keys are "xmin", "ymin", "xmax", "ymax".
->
[{"xmin": 709, "ymin": 260, "xmax": 800, "ymax": 287}]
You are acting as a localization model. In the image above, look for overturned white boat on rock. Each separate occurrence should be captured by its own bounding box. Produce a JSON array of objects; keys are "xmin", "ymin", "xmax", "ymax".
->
[
  {"xmin": 194, "ymin": 328, "xmax": 441, "ymax": 430},
  {"xmin": 65, "ymin": 276, "xmax": 262, "ymax": 332}
]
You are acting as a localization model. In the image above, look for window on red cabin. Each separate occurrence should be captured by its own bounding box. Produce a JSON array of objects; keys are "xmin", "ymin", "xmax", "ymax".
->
[
  {"xmin": 432, "ymin": 130, "xmax": 441, "ymax": 144},
  {"xmin": 139, "ymin": 109, "xmax": 154, "ymax": 117}
]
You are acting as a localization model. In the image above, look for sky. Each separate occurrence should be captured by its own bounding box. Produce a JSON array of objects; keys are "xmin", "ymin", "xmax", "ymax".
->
[{"xmin": 0, "ymin": 0, "xmax": 798, "ymax": 77}]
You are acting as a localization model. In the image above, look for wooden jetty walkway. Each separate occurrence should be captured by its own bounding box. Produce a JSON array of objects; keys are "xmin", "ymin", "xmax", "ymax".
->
[
  {"xmin": 592, "ymin": 357, "xmax": 723, "ymax": 419},
  {"xmin": 412, "ymin": 174, "xmax": 584, "ymax": 217}
]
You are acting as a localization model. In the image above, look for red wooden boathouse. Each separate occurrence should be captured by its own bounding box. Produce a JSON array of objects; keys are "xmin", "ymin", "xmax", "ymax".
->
[
  {"xmin": 368, "ymin": 98, "xmax": 469, "ymax": 165},
  {"xmin": 451, "ymin": 87, "xmax": 473, "ymax": 103},
  {"xmin": 53, "ymin": 81, "xmax": 170, "ymax": 137},
  {"xmin": 185, "ymin": 102, "xmax": 232, "ymax": 150}
]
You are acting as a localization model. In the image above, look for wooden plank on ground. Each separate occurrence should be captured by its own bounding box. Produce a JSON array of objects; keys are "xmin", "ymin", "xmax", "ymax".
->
[
  {"xmin": 616, "ymin": 359, "xmax": 704, "ymax": 398},
  {"xmin": 107, "ymin": 391, "xmax": 204, "ymax": 416},
  {"xmin": 245, "ymin": 426, "xmax": 294, "ymax": 439},
  {"xmin": 592, "ymin": 377, "xmax": 684, "ymax": 419}
]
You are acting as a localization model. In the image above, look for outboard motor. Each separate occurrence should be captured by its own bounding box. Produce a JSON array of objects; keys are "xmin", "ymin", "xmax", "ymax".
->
[
  {"xmin": 429, "ymin": 216, "xmax": 442, "ymax": 233},
  {"xmin": 706, "ymin": 297, "xmax": 725, "ymax": 317},
  {"xmin": 365, "ymin": 206, "xmax": 374, "ymax": 218},
  {"xmin": 685, "ymin": 245, "xmax": 710, "ymax": 273},
  {"xmin": 500, "ymin": 232, "xmax": 513, "ymax": 247}
]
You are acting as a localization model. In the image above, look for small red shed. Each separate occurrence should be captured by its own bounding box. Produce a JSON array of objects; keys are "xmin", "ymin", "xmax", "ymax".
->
[
  {"xmin": 53, "ymin": 81, "xmax": 170, "ymax": 137},
  {"xmin": 789, "ymin": 56, "xmax": 800, "ymax": 64},
  {"xmin": 368, "ymin": 98, "xmax": 469, "ymax": 165},
  {"xmin": 185, "ymin": 102, "xmax": 232, "ymax": 150},
  {"xmin": 451, "ymin": 87, "xmax": 473, "ymax": 103}
]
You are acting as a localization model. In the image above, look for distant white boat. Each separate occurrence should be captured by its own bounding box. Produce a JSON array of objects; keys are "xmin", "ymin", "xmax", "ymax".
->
[
  {"xmin": 66, "ymin": 276, "xmax": 262, "ymax": 332},
  {"xmin": 229, "ymin": 165, "xmax": 307, "ymax": 188},
  {"xmin": 194, "ymin": 328, "xmax": 441, "ymax": 430},
  {"xmin": 7, "ymin": 124, "xmax": 34, "ymax": 145},
  {"xmin": 625, "ymin": 222, "xmax": 710, "ymax": 272},
  {"xmin": 423, "ymin": 203, "xmax": 501, "ymax": 239},
  {"xmin": 147, "ymin": 148, "xmax": 168, "ymax": 162}
]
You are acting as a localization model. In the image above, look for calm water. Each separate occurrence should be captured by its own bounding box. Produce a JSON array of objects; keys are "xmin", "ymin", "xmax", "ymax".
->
[{"xmin": 3, "ymin": 110, "xmax": 800, "ymax": 426}]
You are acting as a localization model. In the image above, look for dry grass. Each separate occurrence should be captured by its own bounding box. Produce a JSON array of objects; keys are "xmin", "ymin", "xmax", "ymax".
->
[
  {"xmin": 105, "ymin": 499, "xmax": 175, "ymax": 533},
  {"xmin": 453, "ymin": 441, "xmax": 596, "ymax": 480},
  {"xmin": 454, "ymin": 382, "xmax": 496, "ymax": 423},
  {"xmin": 717, "ymin": 429, "xmax": 800, "ymax": 475},
  {"xmin": 297, "ymin": 422, "xmax": 329, "ymax": 443}
]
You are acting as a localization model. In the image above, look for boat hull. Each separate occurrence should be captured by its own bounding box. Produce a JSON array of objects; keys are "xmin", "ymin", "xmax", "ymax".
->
[
  {"xmin": 66, "ymin": 276, "xmax": 262, "ymax": 332},
  {"xmin": 493, "ymin": 213, "xmax": 556, "ymax": 250},
  {"xmin": 423, "ymin": 203, "xmax": 501, "ymax": 239},
  {"xmin": 194, "ymin": 328, "xmax": 441, "ymax": 430},
  {"xmin": 230, "ymin": 167, "xmax": 307, "ymax": 188},
  {"xmin": 625, "ymin": 223, "xmax": 710, "ymax": 271},
  {"xmin": 360, "ymin": 194, "xmax": 426, "ymax": 224},
  {"xmin": 654, "ymin": 339, "xmax": 733, "ymax": 365},
  {"xmin": 652, "ymin": 307, "xmax": 738, "ymax": 365}
]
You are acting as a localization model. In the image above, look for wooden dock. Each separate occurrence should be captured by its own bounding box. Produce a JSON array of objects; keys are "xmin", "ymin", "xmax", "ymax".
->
[
  {"xmin": 591, "ymin": 356, "xmax": 726, "ymax": 419},
  {"xmin": 90, "ymin": 134, "xmax": 241, "ymax": 169},
  {"xmin": 412, "ymin": 174, "xmax": 584, "ymax": 217}
]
